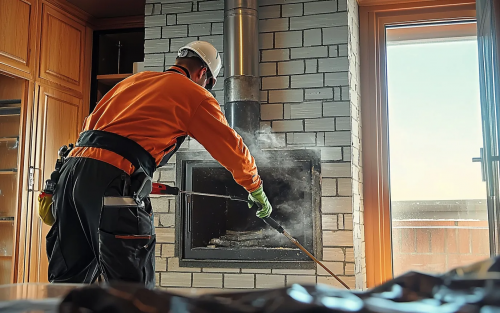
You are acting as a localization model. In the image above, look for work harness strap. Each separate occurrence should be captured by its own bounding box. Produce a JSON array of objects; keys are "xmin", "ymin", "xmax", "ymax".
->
[
  {"xmin": 76, "ymin": 130, "xmax": 156, "ymax": 178},
  {"xmin": 158, "ymin": 136, "xmax": 186, "ymax": 167}
]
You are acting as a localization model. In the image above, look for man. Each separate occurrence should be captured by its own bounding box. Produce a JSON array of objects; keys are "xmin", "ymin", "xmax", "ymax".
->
[{"xmin": 45, "ymin": 41, "xmax": 272, "ymax": 288}]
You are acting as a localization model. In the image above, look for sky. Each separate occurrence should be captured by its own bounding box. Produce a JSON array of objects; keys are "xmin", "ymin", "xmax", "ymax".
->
[{"xmin": 386, "ymin": 36, "xmax": 487, "ymax": 202}]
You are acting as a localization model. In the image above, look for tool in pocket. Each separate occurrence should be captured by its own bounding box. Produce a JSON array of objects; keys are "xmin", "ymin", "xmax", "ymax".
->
[{"xmin": 38, "ymin": 144, "xmax": 74, "ymax": 226}]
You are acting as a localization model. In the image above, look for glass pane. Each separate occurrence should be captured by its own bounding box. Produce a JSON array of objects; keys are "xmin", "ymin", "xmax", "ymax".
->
[
  {"xmin": 386, "ymin": 22, "xmax": 490, "ymax": 277},
  {"xmin": 0, "ymin": 74, "xmax": 23, "ymax": 284}
]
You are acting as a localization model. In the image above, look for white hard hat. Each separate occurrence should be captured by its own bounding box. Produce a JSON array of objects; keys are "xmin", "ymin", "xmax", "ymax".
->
[{"xmin": 178, "ymin": 41, "xmax": 222, "ymax": 90}]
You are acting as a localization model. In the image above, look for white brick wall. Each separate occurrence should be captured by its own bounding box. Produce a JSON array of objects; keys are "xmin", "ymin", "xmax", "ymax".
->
[
  {"xmin": 146, "ymin": 15, "xmax": 166, "ymax": 27},
  {"xmin": 262, "ymin": 76, "xmax": 290, "ymax": 90},
  {"xmin": 272, "ymin": 120, "xmax": 303, "ymax": 132},
  {"xmin": 286, "ymin": 275, "xmax": 317, "ymax": 286},
  {"xmin": 324, "ymin": 26, "xmax": 348, "ymax": 44},
  {"xmin": 305, "ymin": 1, "xmax": 338, "ymax": 15},
  {"xmin": 261, "ymin": 104, "xmax": 284, "ymax": 120},
  {"xmin": 287, "ymin": 132, "xmax": 316, "ymax": 145},
  {"xmin": 325, "ymin": 72, "xmax": 349, "ymax": 86},
  {"xmin": 321, "ymin": 178, "xmax": 337, "ymax": 196},
  {"xmin": 145, "ymin": 27, "xmax": 161, "ymax": 39},
  {"xmin": 144, "ymin": 0, "xmax": 363, "ymax": 291},
  {"xmin": 321, "ymin": 147, "xmax": 342, "ymax": 161},
  {"xmin": 224, "ymin": 274, "xmax": 254, "ymax": 289},
  {"xmin": 289, "ymin": 102, "xmax": 322, "ymax": 119},
  {"xmin": 262, "ymin": 49, "xmax": 290, "ymax": 62},
  {"xmin": 291, "ymin": 46, "xmax": 328, "ymax": 59},
  {"xmin": 269, "ymin": 89, "xmax": 303, "ymax": 103},
  {"xmin": 162, "ymin": 25, "xmax": 188, "ymax": 38},
  {"xmin": 256, "ymin": 274, "xmax": 285, "ymax": 289},
  {"xmin": 304, "ymin": 29, "xmax": 322, "ymax": 46},
  {"xmin": 290, "ymin": 13, "xmax": 347, "ymax": 30},
  {"xmin": 282, "ymin": 3, "xmax": 303, "ymax": 17},
  {"xmin": 259, "ymin": 5, "xmax": 281, "ymax": 19},
  {"xmin": 260, "ymin": 63, "xmax": 277, "ymax": 76},
  {"xmin": 278, "ymin": 60, "xmax": 304, "ymax": 75},
  {"xmin": 323, "ymin": 101, "xmax": 350, "ymax": 116},
  {"xmin": 260, "ymin": 18, "xmax": 289, "ymax": 32},
  {"xmin": 347, "ymin": 0, "xmax": 366, "ymax": 290},
  {"xmin": 319, "ymin": 57, "xmax": 349, "ymax": 72},
  {"xmin": 291, "ymin": 74, "xmax": 323, "ymax": 88},
  {"xmin": 275, "ymin": 31, "xmax": 303, "ymax": 48},
  {"xmin": 325, "ymin": 131, "xmax": 350, "ymax": 146},
  {"xmin": 323, "ymin": 248, "xmax": 345, "ymax": 261},
  {"xmin": 193, "ymin": 273, "xmax": 223, "ymax": 288},
  {"xmin": 322, "ymin": 214, "xmax": 338, "ymax": 230},
  {"xmin": 323, "ymin": 197, "xmax": 352, "ymax": 213},
  {"xmin": 304, "ymin": 88, "xmax": 333, "ymax": 100},
  {"xmin": 305, "ymin": 59, "xmax": 317, "ymax": 73}
]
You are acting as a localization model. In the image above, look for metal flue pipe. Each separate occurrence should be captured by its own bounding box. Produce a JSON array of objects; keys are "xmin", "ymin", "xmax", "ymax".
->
[{"xmin": 224, "ymin": 0, "xmax": 260, "ymax": 140}]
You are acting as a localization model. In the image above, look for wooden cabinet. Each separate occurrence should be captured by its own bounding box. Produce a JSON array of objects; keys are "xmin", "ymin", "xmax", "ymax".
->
[
  {"xmin": 0, "ymin": 0, "xmax": 37, "ymax": 77},
  {"xmin": 0, "ymin": 0, "xmax": 92, "ymax": 283},
  {"xmin": 91, "ymin": 29, "xmax": 144, "ymax": 111},
  {"xmin": 0, "ymin": 74, "xmax": 29, "ymax": 284},
  {"xmin": 39, "ymin": 3, "xmax": 87, "ymax": 93},
  {"xmin": 28, "ymin": 85, "xmax": 82, "ymax": 282},
  {"xmin": 1, "ymin": 0, "xmax": 142, "ymax": 284}
]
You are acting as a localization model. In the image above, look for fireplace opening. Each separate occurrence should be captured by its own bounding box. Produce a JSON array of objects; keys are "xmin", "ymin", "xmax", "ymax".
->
[{"xmin": 175, "ymin": 150, "xmax": 321, "ymax": 268}]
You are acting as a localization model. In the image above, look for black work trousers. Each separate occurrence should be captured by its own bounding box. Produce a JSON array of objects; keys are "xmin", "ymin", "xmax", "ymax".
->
[{"xmin": 46, "ymin": 157, "xmax": 156, "ymax": 288}]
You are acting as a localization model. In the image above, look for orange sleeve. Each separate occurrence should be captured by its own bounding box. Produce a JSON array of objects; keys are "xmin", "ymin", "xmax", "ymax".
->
[{"xmin": 187, "ymin": 97, "xmax": 262, "ymax": 193}]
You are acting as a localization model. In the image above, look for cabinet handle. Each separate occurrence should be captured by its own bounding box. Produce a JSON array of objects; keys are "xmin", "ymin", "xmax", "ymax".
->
[{"xmin": 28, "ymin": 166, "xmax": 40, "ymax": 192}]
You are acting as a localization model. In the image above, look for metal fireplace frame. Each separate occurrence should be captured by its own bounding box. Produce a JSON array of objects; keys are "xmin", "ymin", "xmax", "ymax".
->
[{"xmin": 175, "ymin": 149, "xmax": 322, "ymax": 269}]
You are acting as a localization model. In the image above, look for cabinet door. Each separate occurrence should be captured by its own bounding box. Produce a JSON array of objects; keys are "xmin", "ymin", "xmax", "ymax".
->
[
  {"xmin": 15, "ymin": 81, "xmax": 36, "ymax": 283},
  {"xmin": 0, "ymin": 76, "xmax": 29, "ymax": 284},
  {"xmin": 39, "ymin": 3, "xmax": 86, "ymax": 93},
  {"xmin": 0, "ymin": 0, "xmax": 36, "ymax": 76},
  {"xmin": 28, "ymin": 84, "xmax": 81, "ymax": 282}
]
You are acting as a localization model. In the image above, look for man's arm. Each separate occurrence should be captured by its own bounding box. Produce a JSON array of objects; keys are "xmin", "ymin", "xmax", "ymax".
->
[{"xmin": 187, "ymin": 97, "xmax": 262, "ymax": 193}]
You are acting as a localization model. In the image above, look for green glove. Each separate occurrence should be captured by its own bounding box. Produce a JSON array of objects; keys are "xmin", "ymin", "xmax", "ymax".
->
[{"xmin": 248, "ymin": 185, "xmax": 273, "ymax": 218}]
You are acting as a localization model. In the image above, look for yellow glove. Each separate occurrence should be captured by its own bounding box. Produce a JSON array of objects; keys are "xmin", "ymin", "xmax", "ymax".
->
[{"xmin": 38, "ymin": 192, "xmax": 55, "ymax": 226}]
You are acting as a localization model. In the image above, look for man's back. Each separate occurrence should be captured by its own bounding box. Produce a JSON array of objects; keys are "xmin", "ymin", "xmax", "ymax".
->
[{"xmin": 70, "ymin": 69, "xmax": 217, "ymax": 173}]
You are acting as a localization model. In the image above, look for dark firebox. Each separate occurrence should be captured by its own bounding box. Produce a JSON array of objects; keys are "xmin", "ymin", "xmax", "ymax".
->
[{"xmin": 175, "ymin": 150, "xmax": 321, "ymax": 269}]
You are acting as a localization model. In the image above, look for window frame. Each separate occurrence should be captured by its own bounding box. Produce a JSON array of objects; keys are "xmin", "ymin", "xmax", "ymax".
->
[{"xmin": 359, "ymin": 0, "xmax": 476, "ymax": 288}]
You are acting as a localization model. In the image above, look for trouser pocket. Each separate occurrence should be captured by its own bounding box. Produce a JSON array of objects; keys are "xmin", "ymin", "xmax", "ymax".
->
[
  {"xmin": 100, "ymin": 197, "xmax": 153, "ymax": 235},
  {"xmin": 99, "ymin": 196, "xmax": 155, "ymax": 287},
  {"xmin": 99, "ymin": 230, "xmax": 156, "ymax": 287}
]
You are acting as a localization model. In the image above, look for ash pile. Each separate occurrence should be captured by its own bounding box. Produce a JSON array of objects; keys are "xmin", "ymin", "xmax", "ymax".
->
[{"xmin": 207, "ymin": 230, "xmax": 294, "ymax": 249}]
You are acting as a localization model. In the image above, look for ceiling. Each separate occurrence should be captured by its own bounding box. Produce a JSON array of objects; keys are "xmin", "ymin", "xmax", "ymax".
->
[
  {"xmin": 64, "ymin": 0, "xmax": 456, "ymax": 16},
  {"xmin": 65, "ymin": 0, "xmax": 145, "ymax": 18}
]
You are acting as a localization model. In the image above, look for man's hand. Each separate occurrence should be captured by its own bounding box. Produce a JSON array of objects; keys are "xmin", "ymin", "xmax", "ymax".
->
[{"xmin": 248, "ymin": 185, "xmax": 273, "ymax": 218}]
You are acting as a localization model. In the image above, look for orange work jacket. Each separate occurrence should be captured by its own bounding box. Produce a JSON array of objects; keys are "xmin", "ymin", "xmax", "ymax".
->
[{"xmin": 69, "ymin": 67, "xmax": 261, "ymax": 193}]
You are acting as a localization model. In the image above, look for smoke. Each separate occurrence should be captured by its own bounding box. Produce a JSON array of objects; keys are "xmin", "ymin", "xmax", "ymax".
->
[
  {"xmin": 228, "ymin": 127, "xmax": 317, "ymax": 248},
  {"xmin": 237, "ymin": 126, "xmax": 286, "ymax": 155},
  {"xmin": 254, "ymin": 126, "xmax": 287, "ymax": 150},
  {"xmin": 237, "ymin": 126, "xmax": 317, "ymax": 168},
  {"xmin": 260, "ymin": 199, "xmax": 314, "ymax": 248}
]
